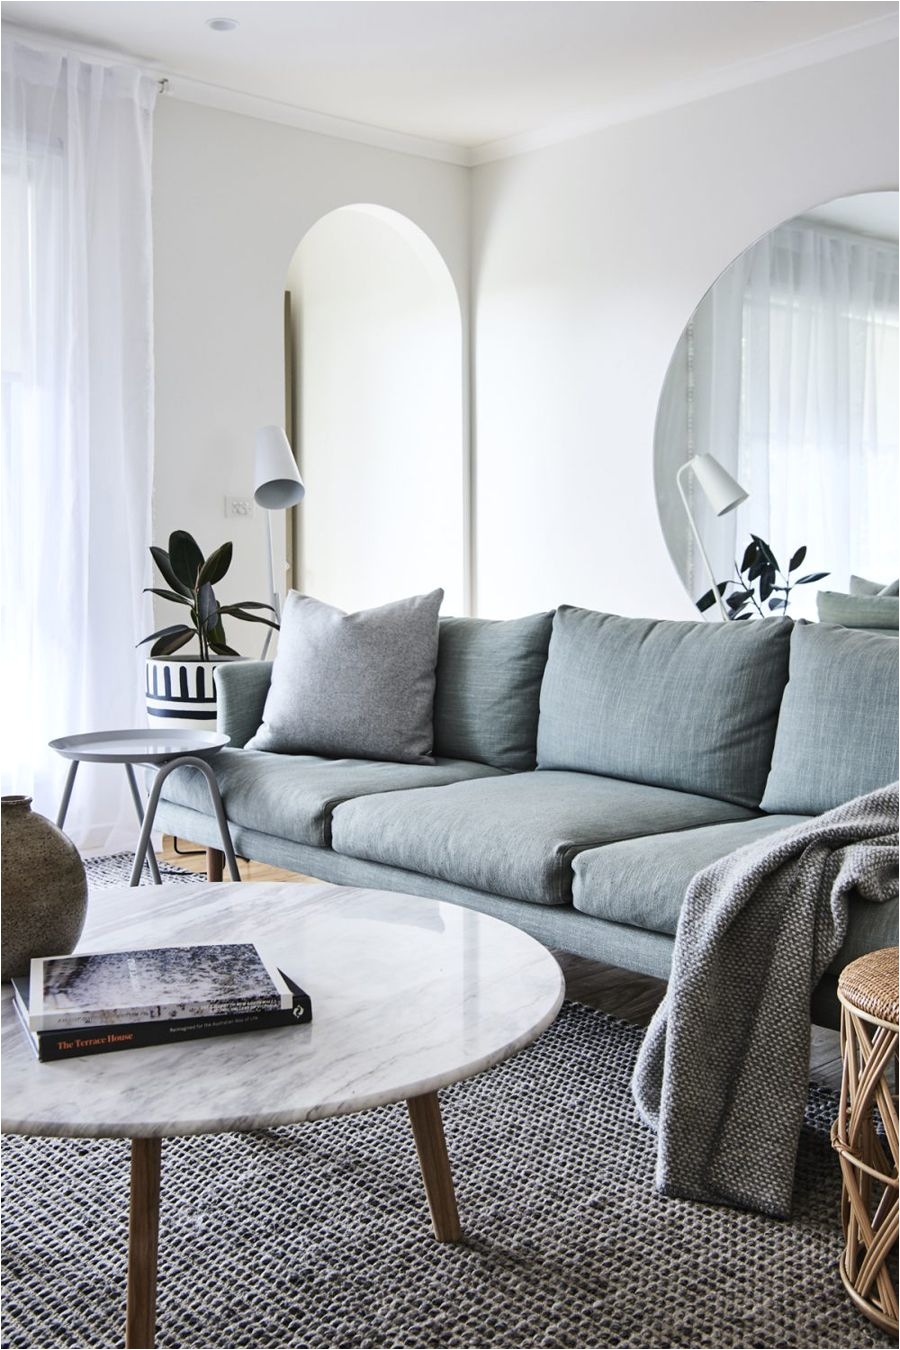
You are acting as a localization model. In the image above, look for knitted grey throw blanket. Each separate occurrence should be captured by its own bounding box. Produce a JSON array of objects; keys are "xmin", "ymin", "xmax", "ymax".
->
[{"xmin": 632, "ymin": 783, "xmax": 899, "ymax": 1218}]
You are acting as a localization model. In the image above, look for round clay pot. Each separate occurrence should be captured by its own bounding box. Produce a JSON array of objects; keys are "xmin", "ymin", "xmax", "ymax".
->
[{"xmin": 1, "ymin": 796, "xmax": 88, "ymax": 982}]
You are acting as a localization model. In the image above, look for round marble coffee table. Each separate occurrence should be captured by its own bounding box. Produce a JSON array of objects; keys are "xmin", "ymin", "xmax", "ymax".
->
[{"xmin": 2, "ymin": 880, "xmax": 563, "ymax": 1349}]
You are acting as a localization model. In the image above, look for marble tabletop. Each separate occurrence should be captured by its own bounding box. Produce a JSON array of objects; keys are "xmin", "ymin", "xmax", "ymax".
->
[{"xmin": 2, "ymin": 882, "xmax": 564, "ymax": 1140}]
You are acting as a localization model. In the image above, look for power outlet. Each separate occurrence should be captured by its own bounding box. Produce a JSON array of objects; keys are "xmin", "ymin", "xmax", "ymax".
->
[{"xmin": 225, "ymin": 496, "xmax": 255, "ymax": 519}]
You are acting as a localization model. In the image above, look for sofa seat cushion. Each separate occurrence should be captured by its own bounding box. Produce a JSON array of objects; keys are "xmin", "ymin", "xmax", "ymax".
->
[
  {"xmin": 536, "ymin": 607, "xmax": 792, "ymax": 809},
  {"xmin": 331, "ymin": 770, "xmax": 756, "ymax": 907},
  {"xmin": 572, "ymin": 814, "xmax": 900, "ymax": 975},
  {"xmin": 160, "ymin": 748, "xmax": 501, "ymax": 849},
  {"xmin": 572, "ymin": 815, "xmax": 808, "ymax": 933}
]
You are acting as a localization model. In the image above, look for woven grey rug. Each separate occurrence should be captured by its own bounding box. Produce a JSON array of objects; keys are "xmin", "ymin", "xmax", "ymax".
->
[{"xmin": 2, "ymin": 859, "xmax": 889, "ymax": 1349}]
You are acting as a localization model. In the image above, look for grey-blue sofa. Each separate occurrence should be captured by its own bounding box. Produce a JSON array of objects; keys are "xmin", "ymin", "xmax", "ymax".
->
[{"xmin": 156, "ymin": 606, "xmax": 899, "ymax": 1028}]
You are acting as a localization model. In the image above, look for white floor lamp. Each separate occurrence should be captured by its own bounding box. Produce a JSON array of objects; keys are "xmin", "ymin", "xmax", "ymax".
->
[
  {"xmin": 676, "ymin": 453, "xmax": 748, "ymax": 621},
  {"xmin": 253, "ymin": 426, "xmax": 305, "ymax": 659}
]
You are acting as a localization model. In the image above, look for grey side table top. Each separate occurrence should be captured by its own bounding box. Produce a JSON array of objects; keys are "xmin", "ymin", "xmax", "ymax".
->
[{"xmin": 49, "ymin": 729, "xmax": 229, "ymax": 765}]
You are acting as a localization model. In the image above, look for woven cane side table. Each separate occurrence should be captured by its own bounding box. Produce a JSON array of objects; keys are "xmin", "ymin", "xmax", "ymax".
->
[{"xmin": 832, "ymin": 947, "xmax": 898, "ymax": 1335}]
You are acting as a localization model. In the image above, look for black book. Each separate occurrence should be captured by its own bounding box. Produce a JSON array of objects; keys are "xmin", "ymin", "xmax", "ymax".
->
[{"xmin": 12, "ymin": 975, "xmax": 312, "ymax": 1063}]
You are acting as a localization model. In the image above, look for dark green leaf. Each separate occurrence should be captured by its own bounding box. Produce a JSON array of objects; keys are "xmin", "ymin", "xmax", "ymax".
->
[
  {"xmin": 696, "ymin": 582, "xmax": 729, "ymax": 613},
  {"xmin": 215, "ymin": 605, "xmax": 280, "ymax": 628},
  {"xmin": 207, "ymin": 639, "xmax": 241, "ymax": 657},
  {"xmin": 751, "ymin": 535, "xmax": 780, "ymax": 573},
  {"xmin": 137, "ymin": 623, "xmax": 194, "ymax": 648},
  {"xmin": 216, "ymin": 601, "xmax": 276, "ymax": 612},
  {"xmin": 739, "ymin": 540, "xmax": 758, "ymax": 573},
  {"xmin": 168, "ymin": 531, "xmax": 205, "ymax": 589},
  {"xmin": 768, "ymin": 597, "xmax": 788, "ymax": 610},
  {"xmin": 727, "ymin": 590, "xmax": 751, "ymax": 610},
  {"xmin": 197, "ymin": 542, "xmax": 233, "ymax": 588},
  {"xmin": 759, "ymin": 572, "xmax": 774, "ymax": 602},
  {"xmin": 198, "ymin": 583, "xmax": 218, "ymax": 633},
  {"xmin": 788, "ymin": 546, "xmax": 807, "ymax": 573},
  {"xmin": 149, "ymin": 547, "xmax": 192, "ymax": 598},
  {"xmin": 747, "ymin": 557, "xmax": 765, "ymax": 582},
  {"xmin": 731, "ymin": 612, "xmax": 753, "ymax": 620},
  {"xmin": 796, "ymin": 572, "xmax": 829, "ymax": 585},
  {"xmin": 143, "ymin": 587, "xmax": 192, "ymax": 606},
  {"xmin": 150, "ymin": 629, "xmax": 197, "ymax": 658}
]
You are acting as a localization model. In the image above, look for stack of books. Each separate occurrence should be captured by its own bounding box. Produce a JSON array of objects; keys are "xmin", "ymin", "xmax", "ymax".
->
[{"xmin": 12, "ymin": 942, "xmax": 312, "ymax": 1062}]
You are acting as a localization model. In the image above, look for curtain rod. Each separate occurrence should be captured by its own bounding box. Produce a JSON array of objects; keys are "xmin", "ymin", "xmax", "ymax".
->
[{"xmin": 2, "ymin": 22, "xmax": 169, "ymax": 90}]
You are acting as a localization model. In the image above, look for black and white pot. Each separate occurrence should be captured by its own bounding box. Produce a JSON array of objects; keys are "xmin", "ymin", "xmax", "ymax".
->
[{"xmin": 145, "ymin": 656, "xmax": 244, "ymax": 730}]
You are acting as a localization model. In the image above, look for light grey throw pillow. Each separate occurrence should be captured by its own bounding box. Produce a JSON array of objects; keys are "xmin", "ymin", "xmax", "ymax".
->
[
  {"xmin": 247, "ymin": 589, "xmax": 444, "ymax": 764},
  {"xmin": 760, "ymin": 621, "xmax": 899, "ymax": 815},
  {"xmin": 816, "ymin": 590, "xmax": 899, "ymax": 632},
  {"xmin": 536, "ymin": 607, "xmax": 793, "ymax": 808},
  {"xmin": 850, "ymin": 574, "xmax": 889, "ymax": 596}
]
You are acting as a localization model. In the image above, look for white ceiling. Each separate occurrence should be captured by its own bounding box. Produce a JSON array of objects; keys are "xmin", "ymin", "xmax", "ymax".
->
[{"xmin": 3, "ymin": 1, "xmax": 898, "ymax": 163}]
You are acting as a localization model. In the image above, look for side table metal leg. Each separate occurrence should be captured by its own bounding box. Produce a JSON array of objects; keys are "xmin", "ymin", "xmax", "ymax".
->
[
  {"xmin": 126, "ymin": 1137, "xmax": 161, "ymax": 1349},
  {"xmin": 129, "ymin": 757, "xmax": 239, "ymax": 886},
  {"xmin": 56, "ymin": 760, "xmax": 79, "ymax": 829},
  {"xmin": 124, "ymin": 765, "xmax": 162, "ymax": 886},
  {"xmin": 191, "ymin": 760, "xmax": 241, "ymax": 882}
]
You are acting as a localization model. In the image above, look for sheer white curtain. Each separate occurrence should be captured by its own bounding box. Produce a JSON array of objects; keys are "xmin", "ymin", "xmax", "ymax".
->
[
  {"xmin": 1, "ymin": 38, "xmax": 157, "ymax": 848},
  {"xmin": 662, "ymin": 218, "xmax": 899, "ymax": 615}
]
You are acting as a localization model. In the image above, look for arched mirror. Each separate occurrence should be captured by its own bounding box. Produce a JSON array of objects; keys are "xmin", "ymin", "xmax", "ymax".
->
[
  {"xmin": 285, "ymin": 204, "xmax": 465, "ymax": 614},
  {"xmin": 655, "ymin": 191, "xmax": 899, "ymax": 620}
]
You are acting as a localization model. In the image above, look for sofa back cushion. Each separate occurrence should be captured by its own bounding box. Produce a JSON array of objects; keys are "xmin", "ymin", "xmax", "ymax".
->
[
  {"xmin": 760, "ymin": 622, "xmax": 899, "ymax": 815},
  {"xmin": 433, "ymin": 612, "xmax": 554, "ymax": 770},
  {"xmin": 246, "ymin": 588, "xmax": 443, "ymax": 764},
  {"xmin": 536, "ymin": 607, "xmax": 792, "ymax": 808},
  {"xmin": 816, "ymin": 589, "xmax": 899, "ymax": 633}
]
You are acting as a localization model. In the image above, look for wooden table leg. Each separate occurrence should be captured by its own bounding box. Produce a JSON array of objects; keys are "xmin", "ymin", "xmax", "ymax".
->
[
  {"xmin": 406, "ymin": 1091, "xmax": 460, "ymax": 1242},
  {"xmin": 126, "ymin": 1137, "xmax": 162, "ymax": 1349},
  {"xmin": 206, "ymin": 847, "xmax": 224, "ymax": 882}
]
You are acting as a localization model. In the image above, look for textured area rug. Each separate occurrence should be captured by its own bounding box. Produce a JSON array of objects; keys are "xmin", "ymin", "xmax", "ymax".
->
[
  {"xmin": 2, "ymin": 982, "xmax": 888, "ymax": 1350},
  {"xmin": 84, "ymin": 850, "xmax": 203, "ymax": 889}
]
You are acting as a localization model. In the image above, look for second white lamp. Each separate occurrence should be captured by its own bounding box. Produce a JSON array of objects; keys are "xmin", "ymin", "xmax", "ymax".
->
[
  {"xmin": 253, "ymin": 426, "xmax": 305, "ymax": 658},
  {"xmin": 676, "ymin": 453, "xmax": 748, "ymax": 621}
]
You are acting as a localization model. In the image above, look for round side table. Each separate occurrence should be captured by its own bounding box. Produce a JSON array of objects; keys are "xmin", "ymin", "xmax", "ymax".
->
[
  {"xmin": 832, "ymin": 946, "xmax": 898, "ymax": 1335},
  {"xmin": 49, "ymin": 730, "xmax": 240, "ymax": 886}
]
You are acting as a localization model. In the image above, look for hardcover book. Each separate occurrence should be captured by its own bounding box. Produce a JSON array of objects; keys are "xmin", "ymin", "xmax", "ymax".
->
[
  {"xmin": 11, "ymin": 977, "xmax": 312, "ymax": 1062},
  {"xmin": 28, "ymin": 942, "xmax": 307, "ymax": 1032}
]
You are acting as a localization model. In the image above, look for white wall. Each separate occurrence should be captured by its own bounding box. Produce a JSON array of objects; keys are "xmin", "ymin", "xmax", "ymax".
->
[
  {"xmin": 471, "ymin": 41, "xmax": 899, "ymax": 619},
  {"xmin": 151, "ymin": 98, "xmax": 469, "ymax": 644},
  {"xmin": 287, "ymin": 206, "xmax": 464, "ymax": 613}
]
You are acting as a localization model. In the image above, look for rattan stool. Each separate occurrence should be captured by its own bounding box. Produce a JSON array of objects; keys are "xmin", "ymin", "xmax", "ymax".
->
[{"xmin": 832, "ymin": 947, "xmax": 898, "ymax": 1334}]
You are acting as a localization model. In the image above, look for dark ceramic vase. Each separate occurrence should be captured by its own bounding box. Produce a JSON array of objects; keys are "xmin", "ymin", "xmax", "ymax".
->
[{"xmin": 1, "ymin": 795, "xmax": 88, "ymax": 982}]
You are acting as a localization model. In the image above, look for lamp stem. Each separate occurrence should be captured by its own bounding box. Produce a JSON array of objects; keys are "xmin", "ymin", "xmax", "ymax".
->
[
  {"xmin": 260, "ymin": 510, "xmax": 281, "ymax": 660},
  {"xmin": 677, "ymin": 463, "xmax": 730, "ymax": 622}
]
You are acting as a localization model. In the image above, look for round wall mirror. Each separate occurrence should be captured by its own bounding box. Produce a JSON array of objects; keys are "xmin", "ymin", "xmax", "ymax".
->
[{"xmin": 654, "ymin": 191, "xmax": 899, "ymax": 621}]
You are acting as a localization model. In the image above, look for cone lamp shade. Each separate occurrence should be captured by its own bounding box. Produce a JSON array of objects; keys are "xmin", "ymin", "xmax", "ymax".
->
[
  {"xmin": 675, "ymin": 453, "xmax": 749, "ymax": 621},
  {"xmin": 254, "ymin": 426, "xmax": 305, "ymax": 509},
  {"xmin": 253, "ymin": 426, "xmax": 304, "ymax": 658},
  {"xmin": 688, "ymin": 453, "xmax": 748, "ymax": 517}
]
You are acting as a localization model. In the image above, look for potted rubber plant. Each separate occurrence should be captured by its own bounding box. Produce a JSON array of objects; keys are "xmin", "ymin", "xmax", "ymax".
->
[{"xmin": 139, "ymin": 530, "xmax": 278, "ymax": 728}]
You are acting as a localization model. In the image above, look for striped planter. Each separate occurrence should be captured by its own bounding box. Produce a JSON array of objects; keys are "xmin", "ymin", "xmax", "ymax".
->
[{"xmin": 145, "ymin": 657, "xmax": 244, "ymax": 729}]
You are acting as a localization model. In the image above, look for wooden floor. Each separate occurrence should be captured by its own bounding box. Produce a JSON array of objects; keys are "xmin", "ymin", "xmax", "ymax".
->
[{"xmin": 159, "ymin": 838, "xmax": 843, "ymax": 1090}]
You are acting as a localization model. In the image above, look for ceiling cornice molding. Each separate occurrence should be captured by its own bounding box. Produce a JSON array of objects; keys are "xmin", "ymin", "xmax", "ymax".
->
[
  {"xmin": 4, "ymin": 11, "xmax": 897, "ymax": 170},
  {"xmin": 161, "ymin": 71, "xmax": 472, "ymax": 167},
  {"xmin": 469, "ymin": 11, "xmax": 900, "ymax": 167}
]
